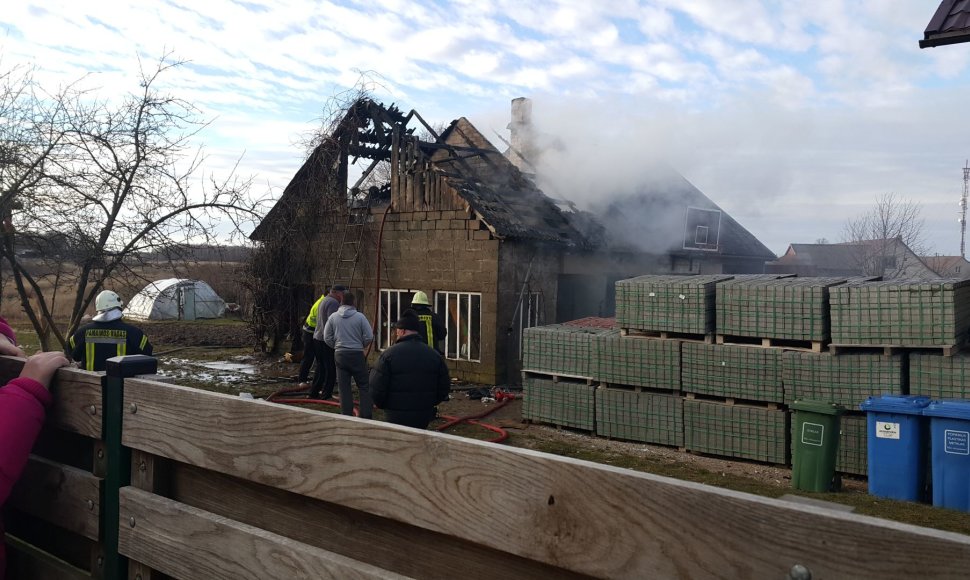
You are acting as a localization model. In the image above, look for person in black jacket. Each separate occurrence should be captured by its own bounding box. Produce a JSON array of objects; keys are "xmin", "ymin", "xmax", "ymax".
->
[
  {"xmin": 69, "ymin": 290, "xmax": 152, "ymax": 372},
  {"xmin": 370, "ymin": 311, "xmax": 450, "ymax": 429}
]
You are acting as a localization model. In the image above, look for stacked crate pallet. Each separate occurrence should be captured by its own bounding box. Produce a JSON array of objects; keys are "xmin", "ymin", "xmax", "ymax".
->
[
  {"xmin": 592, "ymin": 334, "xmax": 682, "ymax": 446},
  {"xmin": 683, "ymin": 399, "xmax": 789, "ymax": 464},
  {"xmin": 521, "ymin": 324, "xmax": 618, "ymax": 431},
  {"xmin": 830, "ymin": 279, "xmax": 970, "ymax": 350},
  {"xmin": 910, "ymin": 352, "xmax": 970, "ymax": 399},
  {"xmin": 837, "ymin": 413, "xmax": 868, "ymax": 476},
  {"xmin": 614, "ymin": 274, "xmax": 733, "ymax": 336},
  {"xmin": 681, "ymin": 342, "xmax": 787, "ymax": 462},
  {"xmin": 521, "ymin": 324, "xmax": 619, "ymax": 378},
  {"xmin": 716, "ymin": 277, "xmax": 847, "ymax": 349},
  {"xmin": 521, "ymin": 375, "xmax": 597, "ymax": 431},
  {"xmin": 784, "ymin": 351, "xmax": 903, "ymax": 476},
  {"xmin": 783, "ymin": 351, "xmax": 905, "ymax": 407},
  {"xmin": 682, "ymin": 342, "xmax": 783, "ymax": 402}
]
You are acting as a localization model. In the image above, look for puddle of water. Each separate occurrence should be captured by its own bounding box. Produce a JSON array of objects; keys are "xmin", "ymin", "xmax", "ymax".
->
[{"xmin": 200, "ymin": 361, "xmax": 258, "ymax": 374}]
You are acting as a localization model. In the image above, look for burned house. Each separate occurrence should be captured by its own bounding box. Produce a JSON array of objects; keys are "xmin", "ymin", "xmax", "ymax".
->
[{"xmin": 250, "ymin": 98, "xmax": 774, "ymax": 384}]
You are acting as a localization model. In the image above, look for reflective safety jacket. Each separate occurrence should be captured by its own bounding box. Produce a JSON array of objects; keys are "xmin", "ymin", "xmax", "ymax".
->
[
  {"xmin": 407, "ymin": 305, "xmax": 447, "ymax": 353},
  {"xmin": 69, "ymin": 319, "xmax": 153, "ymax": 372},
  {"xmin": 304, "ymin": 295, "xmax": 326, "ymax": 330}
]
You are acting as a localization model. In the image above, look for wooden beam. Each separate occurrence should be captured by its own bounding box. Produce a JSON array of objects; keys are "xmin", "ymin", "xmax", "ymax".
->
[
  {"xmin": 170, "ymin": 463, "xmax": 584, "ymax": 580},
  {"xmin": 4, "ymin": 535, "xmax": 90, "ymax": 580},
  {"xmin": 0, "ymin": 357, "xmax": 103, "ymax": 438},
  {"xmin": 120, "ymin": 379, "xmax": 970, "ymax": 579},
  {"xmin": 118, "ymin": 487, "xmax": 411, "ymax": 580},
  {"xmin": 8, "ymin": 455, "xmax": 102, "ymax": 541}
]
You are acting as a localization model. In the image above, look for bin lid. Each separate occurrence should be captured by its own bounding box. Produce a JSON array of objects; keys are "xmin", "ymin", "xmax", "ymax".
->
[
  {"xmin": 859, "ymin": 395, "xmax": 931, "ymax": 415},
  {"xmin": 923, "ymin": 400, "xmax": 970, "ymax": 421},
  {"xmin": 791, "ymin": 400, "xmax": 845, "ymax": 415}
]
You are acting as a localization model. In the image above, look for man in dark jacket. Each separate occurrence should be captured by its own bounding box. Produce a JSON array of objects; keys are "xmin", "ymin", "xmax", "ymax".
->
[
  {"xmin": 406, "ymin": 290, "xmax": 447, "ymax": 354},
  {"xmin": 310, "ymin": 285, "xmax": 345, "ymax": 399},
  {"xmin": 69, "ymin": 290, "xmax": 152, "ymax": 372},
  {"xmin": 370, "ymin": 311, "xmax": 451, "ymax": 429}
]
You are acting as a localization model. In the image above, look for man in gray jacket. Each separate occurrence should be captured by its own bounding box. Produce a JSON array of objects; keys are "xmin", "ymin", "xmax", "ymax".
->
[{"xmin": 323, "ymin": 292, "xmax": 375, "ymax": 418}]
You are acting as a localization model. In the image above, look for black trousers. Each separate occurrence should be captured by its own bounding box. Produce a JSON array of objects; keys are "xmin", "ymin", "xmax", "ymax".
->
[
  {"xmin": 310, "ymin": 339, "xmax": 336, "ymax": 399},
  {"xmin": 297, "ymin": 328, "xmax": 315, "ymax": 383},
  {"xmin": 385, "ymin": 408, "xmax": 435, "ymax": 430}
]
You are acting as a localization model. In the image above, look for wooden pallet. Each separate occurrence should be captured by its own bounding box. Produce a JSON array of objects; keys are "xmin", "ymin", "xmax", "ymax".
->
[
  {"xmin": 684, "ymin": 391, "xmax": 782, "ymax": 410},
  {"xmin": 522, "ymin": 369, "xmax": 596, "ymax": 385},
  {"xmin": 598, "ymin": 382, "xmax": 681, "ymax": 396},
  {"xmin": 716, "ymin": 334, "xmax": 826, "ymax": 353},
  {"xmin": 829, "ymin": 343, "xmax": 964, "ymax": 357},
  {"xmin": 620, "ymin": 328, "xmax": 714, "ymax": 343}
]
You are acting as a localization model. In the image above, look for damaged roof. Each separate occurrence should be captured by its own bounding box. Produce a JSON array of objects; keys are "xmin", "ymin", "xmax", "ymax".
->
[{"xmin": 436, "ymin": 118, "xmax": 591, "ymax": 247}]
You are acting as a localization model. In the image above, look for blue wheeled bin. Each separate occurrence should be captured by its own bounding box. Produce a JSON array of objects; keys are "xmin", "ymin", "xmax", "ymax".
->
[
  {"xmin": 923, "ymin": 400, "xmax": 970, "ymax": 511},
  {"xmin": 858, "ymin": 395, "xmax": 930, "ymax": 501}
]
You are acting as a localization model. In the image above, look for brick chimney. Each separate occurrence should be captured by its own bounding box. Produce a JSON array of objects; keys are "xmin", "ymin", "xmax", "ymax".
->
[{"xmin": 507, "ymin": 97, "xmax": 536, "ymax": 176}]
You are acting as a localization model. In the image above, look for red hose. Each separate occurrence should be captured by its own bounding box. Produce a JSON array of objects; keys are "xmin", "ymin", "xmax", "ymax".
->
[
  {"xmin": 435, "ymin": 398, "xmax": 510, "ymax": 443},
  {"xmin": 266, "ymin": 382, "xmax": 511, "ymax": 442}
]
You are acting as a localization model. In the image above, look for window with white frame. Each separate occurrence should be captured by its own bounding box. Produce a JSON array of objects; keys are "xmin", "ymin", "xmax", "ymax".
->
[
  {"xmin": 435, "ymin": 291, "xmax": 482, "ymax": 362},
  {"xmin": 377, "ymin": 289, "xmax": 415, "ymax": 350},
  {"xmin": 517, "ymin": 292, "xmax": 543, "ymax": 358}
]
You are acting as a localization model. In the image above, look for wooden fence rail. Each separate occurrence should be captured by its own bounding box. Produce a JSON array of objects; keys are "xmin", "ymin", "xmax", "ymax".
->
[{"xmin": 5, "ymin": 355, "xmax": 970, "ymax": 579}]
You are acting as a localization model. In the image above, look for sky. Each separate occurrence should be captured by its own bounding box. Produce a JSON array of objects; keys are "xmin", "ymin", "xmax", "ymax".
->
[{"xmin": 2, "ymin": 1, "xmax": 969, "ymax": 257}]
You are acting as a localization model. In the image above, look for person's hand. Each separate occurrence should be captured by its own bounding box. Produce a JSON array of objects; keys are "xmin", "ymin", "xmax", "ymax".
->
[
  {"xmin": 20, "ymin": 351, "xmax": 71, "ymax": 390},
  {"xmin": 0, "ymin": 333, "xmax": 25, "ymax": 358}
]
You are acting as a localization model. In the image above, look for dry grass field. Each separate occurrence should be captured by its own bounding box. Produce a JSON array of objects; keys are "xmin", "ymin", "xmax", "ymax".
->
[{"xmin": 0, "ymin": 259, "xmax": 251, "ymax": 329}]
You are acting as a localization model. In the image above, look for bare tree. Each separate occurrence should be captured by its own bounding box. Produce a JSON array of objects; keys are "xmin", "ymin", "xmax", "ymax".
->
[
  {"xmin": 0, "ymin": 55, "xmax": 263, "ymax": 349},
  {"xmin": 842, "ymin": 193, "xmax": 929, "ymax": 278}
]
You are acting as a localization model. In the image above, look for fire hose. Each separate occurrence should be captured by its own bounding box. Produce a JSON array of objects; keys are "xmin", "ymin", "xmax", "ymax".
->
[{"xmin": 265, "ymin": 384, "xmax": 519, "ymax": 442}]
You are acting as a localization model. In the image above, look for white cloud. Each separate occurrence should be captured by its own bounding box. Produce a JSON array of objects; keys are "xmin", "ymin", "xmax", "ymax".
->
[{"xmin": 0, "ymin": 0, "xmax": 964, "ymax": 251}]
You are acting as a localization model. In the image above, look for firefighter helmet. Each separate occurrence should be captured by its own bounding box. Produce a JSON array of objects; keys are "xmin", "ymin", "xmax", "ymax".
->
[
  {"xmin": 95, "ymin": 290, "xmax": 123, "ymax": 312},
  {"xmin": 411, "ymin": 291, "xmax": 430, "ymax": 306}
]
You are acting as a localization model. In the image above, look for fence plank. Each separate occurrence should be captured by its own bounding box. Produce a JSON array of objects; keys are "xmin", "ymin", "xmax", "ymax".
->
[
  {"xmin": 8, "ymin": 455, "xmax": 102, "ymax": 541},
  {"xmin": 122, "ymin": 380, "xmax": 970, "ymax": 579},
  {"xmin": 118, "ymin": 487, "xmax": 412, "ymax": 580},
  {"xmin": 4, "ymin": 535, "xmax": 91, "ymax": 580},
  {"xmin": 170, "ymin": 463, "xmax": 587, "ymax": 580},
  {"xmin": 0, "ymin": 357, "xmax": 103, "ymax": 438}
]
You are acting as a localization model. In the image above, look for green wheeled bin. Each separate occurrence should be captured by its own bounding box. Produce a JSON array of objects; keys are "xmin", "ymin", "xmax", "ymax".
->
[{"xmin": 791, "ymin": 400, "xmax": 845, "ymax": 492}]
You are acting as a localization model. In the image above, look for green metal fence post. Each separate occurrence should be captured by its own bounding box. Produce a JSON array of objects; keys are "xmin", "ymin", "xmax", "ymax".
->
[{"xmin": 102, "ymin": 355, "xmax": 158, "ymax": 580}]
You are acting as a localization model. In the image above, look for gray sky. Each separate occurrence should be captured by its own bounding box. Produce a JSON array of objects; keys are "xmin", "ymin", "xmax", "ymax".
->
[{"xmin": 3, "ymin": 1, "xmax": 967, "ymax": 256}]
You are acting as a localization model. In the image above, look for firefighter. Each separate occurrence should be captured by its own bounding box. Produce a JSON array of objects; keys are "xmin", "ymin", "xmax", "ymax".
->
[
  {"xmin": 69, "ymin": 290, "xmax": 153, "ymax": 372},
  {"xmin": 405, "ymin": 291, "xmax": 447, "ymax": 354}
]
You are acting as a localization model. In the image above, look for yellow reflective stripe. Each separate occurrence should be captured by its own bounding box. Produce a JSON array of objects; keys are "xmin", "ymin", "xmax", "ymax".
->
[
  {"xmin": 69, "ymin": 336, "xmax": 75, "ymax": 349},
  {"xmin": 85, "ymin": 343, "xmax": 95, "ymax": 371},
  {"xmin": 118, "ymin": 343, "xmax": 126, "ymax": 357},
  {"xmin": 139, "ymin": 335, "xmax": 148, "ymax": 349}
]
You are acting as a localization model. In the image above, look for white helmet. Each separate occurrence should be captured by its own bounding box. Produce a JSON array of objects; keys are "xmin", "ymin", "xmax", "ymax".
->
[{"xmin": 95, "ymin": 290, "xmax": 123, "ymax": 312}]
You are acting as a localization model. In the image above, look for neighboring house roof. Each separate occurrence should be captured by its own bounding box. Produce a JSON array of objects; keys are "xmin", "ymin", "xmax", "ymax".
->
[
  {"xmin": 922, "ymin": 255, "xmax": 970, "ymax": 278},
  {"xmin": 592, "ymin": 164, "xmax": 775, "ymax": 259},
  {"xmin": 921, "ymin": 0, "xmax": 970, "ymax": 48},
  {"xmin": 767, "ymin": 239, "xmax": 938, "ymax": 279},
  {"xmin": 437, "ymin": 118, "xmax": 591, "ymax": 247}
]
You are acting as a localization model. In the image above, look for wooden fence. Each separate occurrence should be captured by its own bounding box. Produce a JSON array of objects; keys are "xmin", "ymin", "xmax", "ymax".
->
[{"xmin": 5, "ymin": 355, "xmax": 970, "ymax": 579}]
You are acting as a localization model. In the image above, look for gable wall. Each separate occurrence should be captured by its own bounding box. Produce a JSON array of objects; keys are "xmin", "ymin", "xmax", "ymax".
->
[{"xmin": 307, "ymin": 179, "xmax": 504, "ymax": 384}]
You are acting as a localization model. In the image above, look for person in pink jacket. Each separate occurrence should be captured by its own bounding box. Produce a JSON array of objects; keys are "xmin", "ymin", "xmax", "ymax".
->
[{"xmin": 0, "ymin": 317, "xmax": 71, "ymax": 579}]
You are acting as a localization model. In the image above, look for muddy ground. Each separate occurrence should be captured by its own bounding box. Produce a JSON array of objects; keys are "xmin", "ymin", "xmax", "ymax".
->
[{"xmin": 129, "ymin": 320, "xmax": 970, "ymax": 537}]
